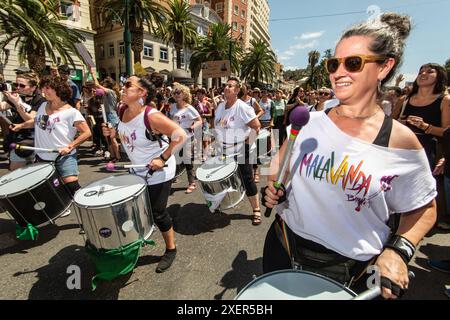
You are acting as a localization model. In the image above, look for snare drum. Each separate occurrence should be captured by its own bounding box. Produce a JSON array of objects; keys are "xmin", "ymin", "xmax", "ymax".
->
[
  {"xmin": 0, "ymin": 163, "xmax": 72, "ymax": 227},
  {"xmin": 196, "ymin": 157, "xmax": 245, "ymax": 210},
  {"xmin": 73, "ymin": 174, "xmax": 154, "ymax": 250},
  {"xmin": 235, "ymin": 270, "xmax": 356, "ymax": 300},
  {"xmin": 256, "ymin": 128, "xmax": 272, "ymax": 164}
]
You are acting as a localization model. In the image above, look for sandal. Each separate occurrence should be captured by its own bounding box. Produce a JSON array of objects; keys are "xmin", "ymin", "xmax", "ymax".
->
[
  {"xmin": 252, "ymin": 209, "xmax": 262, "ymax": 226},
  {"xmin": 185, "ymin": 183, "xmax": 197, "ymax": 194}
]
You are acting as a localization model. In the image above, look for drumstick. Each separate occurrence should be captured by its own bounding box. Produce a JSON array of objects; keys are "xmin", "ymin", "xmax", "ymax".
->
[
  {"xmin": 10, "ymin": 143, "xmax": 59, "ymax": 153},
  {"xmin": 105, "ymin": 162, "xmax": 167, "ymax": 171},
  {"xmin": 264, "ymin": 107, "xmax": 310, "ymax": 217}
]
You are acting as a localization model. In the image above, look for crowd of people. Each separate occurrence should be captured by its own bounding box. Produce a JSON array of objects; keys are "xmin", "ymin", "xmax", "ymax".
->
[{"xmin": 0, "ymin": 11, "xmax": 449, "ymax": 299}]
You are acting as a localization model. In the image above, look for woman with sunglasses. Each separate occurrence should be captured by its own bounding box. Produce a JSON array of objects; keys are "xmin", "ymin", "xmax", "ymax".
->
[
  {"xmin": 14, "ymin": 76, "xmax": 91, "ymax": 198},
  {"xmin": 103, "ymin": 76, "xmax": 187, "ymax": 273},
  {"xmin": 2, "ymin": 72, "xmax": 46, "ymax": 170},
  {"xmin": 169, "ymin": 83, "xmax": 202, "ymax": 194},
  {"xmin": 284, "ymin": 86, "xmax": 306, "ymax": 127},
  {"xmin": 399, "ymin": 63, "xmax": 450, "ymax": 170},
  {"xmin": 310, "ymin": 87, "xmax": 332, "ymax": 112},
  {"xmin": 263, "ymin": 13, "xmax": 437, "ymax": 299}
]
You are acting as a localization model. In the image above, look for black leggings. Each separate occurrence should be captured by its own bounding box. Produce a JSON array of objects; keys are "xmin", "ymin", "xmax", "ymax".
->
[
  {"xmin": 147, "ymin": 180, "xmax": 173, "ymax": 233},
  {"xmin": 237, "ymin": 144, "xmax": 258, "ymax": 197},
  {"xmin": 178, "ymin": 136, "xmax": 195, "ymax": 184},
  {"xmin": 273, "ymin": 116, "xmax": 286, "ymax": 148}
]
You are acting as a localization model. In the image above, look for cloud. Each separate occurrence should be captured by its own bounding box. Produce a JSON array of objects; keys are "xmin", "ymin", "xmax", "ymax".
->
[
  {"xmin": 294, "ymin": 31, "xmax": 325, "ymax": 41},
  {"xmin": 291, "ymin": 40, "xmax": 319, "ymax": 50},
  {"xmin": 277, "ymin": 40, "xmax": 319, "ymax": 62}
]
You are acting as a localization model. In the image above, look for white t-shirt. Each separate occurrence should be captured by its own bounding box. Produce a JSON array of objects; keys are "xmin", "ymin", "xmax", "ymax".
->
[
  {"xmin": 34, "ymin": 102, "xmax": 85, "ymax": 161},
  {"xmin": 214, "ymin": 99, "xmax": 257, "ymax": 154},
  {"xmin": 277, "ymin": 111, "xmax": 437, "ymax": 261},
  {"xmin": 169, "ymin": 103, "xmax": 200, "ymax": 137},
  {"xmin": 259, "ymin": 99, "xmax": 273, "ymax": 121},
  {"xmin": 117, "ymin": 108, "xmax": 175, "ymax": 185}
]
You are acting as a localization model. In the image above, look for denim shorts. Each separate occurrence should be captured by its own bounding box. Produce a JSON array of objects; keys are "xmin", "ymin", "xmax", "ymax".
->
[
  {"xmin": 106, "ymin": 111, "xmax": 120, "ymax": 127},
  {"xmin": 55, "ymin": 153, "xmax": 79, "ymax": 177},
  {"xmin": 9, "ymin": 149, "xmax": 35, "ymax": 163}
]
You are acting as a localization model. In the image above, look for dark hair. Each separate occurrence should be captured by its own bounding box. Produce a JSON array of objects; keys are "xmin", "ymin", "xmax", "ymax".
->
[
  {"xmin": 228, "ymin": 76, "xmax": 241, "ymax": 88},
  {"xmin": 288, "ymin": 86, "xmax": 302, "ymax": 104},
  {"xmin": 196, "ymin": 88, "xmax": 207, "ymax": 95},
  {"xmin": 39, "ymin": 76, "xmax": 72, "ymax": 102},
  {"xmin": 238, "ymin": 83, "xmax": 248, "ymax": 99},
  {"xmin": 386, "ymin": 86, "xmax": 402, "ymax": 97},
  {"xmin": 102, "ymin": 76, "xmax": 120, "ymax": 99},
  {"xmin": 138, "ymin": 76, "xmax": 156, "ymax": 105},
  {"xmin": 340, "ymin": 12, "xmax": 412, "ymax": 87},
  {"xmin": 57, "ymin": 64, "xmax": 71, "ymax": 75},
  {"xmin": 409, "ymin": 63, "xmax": 448, "ymax": 97}
]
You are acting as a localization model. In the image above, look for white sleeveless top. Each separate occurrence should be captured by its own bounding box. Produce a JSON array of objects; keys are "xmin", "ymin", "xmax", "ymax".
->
[
  {"xmin": 117, "ymin": 108, "xmax": 175, "ymax": 185},
  {"xmin": 277, "ymin": 111, "xmax": 437, "ymax": 261}
]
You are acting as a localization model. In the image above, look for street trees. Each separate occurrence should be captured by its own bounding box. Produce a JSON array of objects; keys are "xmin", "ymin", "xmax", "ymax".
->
[
  {"xmin": 445, "ymin": 58, "xmax": 450, "ymax": 86},
  {"xmin": 158, "ymin": 0, "xmax": 197, "ymax": 70},
  {"xmin": 0, "ymin": 0, "xmax": 85, "ymax": 76},
  {"xmin": 99, "ymin": 0, "xmax": 166, "ymax": 64},
  {"xmin": 240, "ymin": 38, "xmax": 275, "ymax": 87}
]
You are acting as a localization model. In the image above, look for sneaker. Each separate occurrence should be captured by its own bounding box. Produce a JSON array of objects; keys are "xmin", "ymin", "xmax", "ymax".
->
[
  {"xmin": 156, "ymin": 248, "xmax": 177, "ymax": 273},
  {"xmin": 427, "ymin": 259, "xmax": 450, "ymax": 273},
  {"xmin": 104, "ymin": 151, "xmax": 111, "ymax": 160},
  {"xmin": 445, "ymin": 285, "xmax": 450, "ymax": 298},
  {"xmin": 60, "ymin": 209, "xmax": 71, "ymax": 218},
  {"xmin": 94, "ymin": 149, "xmax": 103, "ymax": 157}
]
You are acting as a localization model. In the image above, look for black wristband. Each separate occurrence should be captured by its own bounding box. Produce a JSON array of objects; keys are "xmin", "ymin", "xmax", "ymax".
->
[
  {"xmin": 159, "ymin": 153, "xmax": 169, "ymax": 162},
  {"xmin": 384, "ymin": 235, "xmax": 416, "ymax": 264}
]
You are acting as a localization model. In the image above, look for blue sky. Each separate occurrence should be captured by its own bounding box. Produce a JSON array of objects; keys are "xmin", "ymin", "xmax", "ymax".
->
[{"xmin": 268, "ymin": 0, "xmax": 450, "ymax": 85}]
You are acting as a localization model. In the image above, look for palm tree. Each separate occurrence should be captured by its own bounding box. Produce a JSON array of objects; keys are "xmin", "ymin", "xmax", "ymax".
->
[
  {"xmin": 99, "ymin": 0, "xmax": 166, "ymax": 64},
  {"xmin": 189, "ymin": 23, "xmax": 243, "ymax": 80},
  {"xmin": 445, "ymin": 58, "xmax": 450, "ymax": 86},
  {"xmin": 240, "ymin": 38, "xmax": 275, "ymax": 86},
  {"xmin": 306, "ymin": 50, "xmax": 321, "ymax": 89},
  {"xmin": 317, "ymin": 49, "xmax": 332, "ymax": 88},
  {"xmin": 0, "ymin": 0, "xmax": 85, "ymax": 76},
  {"xmin": 157, "ymin": 0, "xmax": 197, "ymax": 69}
]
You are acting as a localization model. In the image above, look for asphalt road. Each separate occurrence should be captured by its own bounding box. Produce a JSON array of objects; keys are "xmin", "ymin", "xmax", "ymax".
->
[{"xmin": 0, "ymin": 143, "xmax": 448, "ymax": 300}]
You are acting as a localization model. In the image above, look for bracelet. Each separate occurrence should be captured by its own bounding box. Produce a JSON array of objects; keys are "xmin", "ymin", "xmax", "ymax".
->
[
  {"xmin": 425, "ymin": 125, "xmax": 433, "ymax": 134},
  {"xmin": 159, "ymin": 153, "xmax": 169, "ymax": 162},
  {"xmin": 423, "ymin": 123, "xmax": 430, "ymax": 131},
  {"xmin": 384, "ymin": 235, "xmax": 416, "ymax": 264}
]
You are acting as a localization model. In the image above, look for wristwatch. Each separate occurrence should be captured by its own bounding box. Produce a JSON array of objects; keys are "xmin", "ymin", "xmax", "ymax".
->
[{"xmin": 384, "ymin": 235, "xmax": 416, "ymax": 264}]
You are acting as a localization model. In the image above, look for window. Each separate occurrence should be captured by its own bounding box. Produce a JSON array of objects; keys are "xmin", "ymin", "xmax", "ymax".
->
[
  {"xmin": 108, "ymin": 43, "xmax": 115, "ymax": 57},
  {"xmin": 179, "ymin": 50, "xmax": 185, "ymax": 66},
  {"xmin": 240, "ymin": 25, "xmax": 245, "ymax": 34},
  {"xmin": 241, "ymin": 10, "xmax": 245, "ymax": 18},
  {"xmin": 232, "ymin": 22, "xmax": 238, "ymax": 31},
  {"xmin": 98, "ymin": 45, "xmax": 105, "ymax": 59},
  {"xmin": 160, "ymin": 47, "xmax": 168, "ymax": 61},
  {"xmin": 119, "ymin": 42, "xmax": 124, "ymax": 55},
  {"xmin": 234, "ymin": 5, "xmax": 239, "ymax": 15},
  {"xmin": 143, "ymin": 43, "xmax": 153, "ymax": 58},
  {"xmin": 60, "ymin": 0, "xmax": 81, "ymax": 21},
  {"xmin": 215, "ymin": 3, "xmax": 223, "ymax": 13}
]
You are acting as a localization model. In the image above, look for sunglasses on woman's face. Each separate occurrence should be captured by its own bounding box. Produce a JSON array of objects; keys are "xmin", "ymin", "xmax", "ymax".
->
[
  {"xmin": 14, "ymin": 83, "xmax": 27, "ymax": 89},
  {"xmin": 325, "ymin": 55, "xmax": 387, "ymax": 74},
  {"xmin": 124, "ymin": 81, "xmax": 144, "ymax": 90},
  {"xmin": 173, "ymin": 90, "xmax": 182, "ymax": 95},
  {"xmin": 319, "ymin": 91, "xmax": 330, "ymax": 96}
]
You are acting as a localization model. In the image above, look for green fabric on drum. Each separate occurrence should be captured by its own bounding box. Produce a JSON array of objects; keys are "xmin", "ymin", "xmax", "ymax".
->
[
  {"xmin": 15, "ymin": 223, "xmax": 39, "ymax": 241},
  {"xmin": 86, "ymin": 238, "xmax": 155, "ymax": 291}
]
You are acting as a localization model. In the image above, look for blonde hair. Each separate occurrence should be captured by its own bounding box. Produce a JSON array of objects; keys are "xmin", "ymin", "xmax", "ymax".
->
[
  {"xmin": 173, "ymin": 82, "xmax": 192, "ymax": 104},
  {"xmin": 17, "ymin": 71, "xmax": 40, "ymax": 87}
]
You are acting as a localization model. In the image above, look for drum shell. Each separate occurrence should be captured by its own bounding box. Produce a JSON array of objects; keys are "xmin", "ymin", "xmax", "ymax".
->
[
  {"xmin": 197, "ymin": 161, "xmax": 245, "ymax": 210},
  {"xmin": 256, "ymin": 128, "xmax": 272, "ymax": 164},
  {"xmin": 74, "ymin": 183, "xmax": 154, "ymax": 250},
  {"xmin": 0, "ymin": 164, "xmax": 72, "ymax": 227},
  {"xmin": 235, "ymin": 269, "xmax": 356, "ymax": 300}
]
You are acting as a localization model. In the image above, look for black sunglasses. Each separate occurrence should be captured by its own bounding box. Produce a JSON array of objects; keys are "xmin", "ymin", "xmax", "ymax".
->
[
  {"xmin": 326, "ymin": 55, "xmax": 387, "ymax": 74},
  {"xmin": 319, "ymin": 92, "xmax": 330, "ymax": 96},
  {"xmin": 14, "ymin": 83, "xmax": 27, "ymax": 89}
]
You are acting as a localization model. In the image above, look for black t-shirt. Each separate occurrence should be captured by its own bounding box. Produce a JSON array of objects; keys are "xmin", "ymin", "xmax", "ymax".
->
[{"xmin": 8, "ymin": 91, "xmax": 46, "ymax": 140}]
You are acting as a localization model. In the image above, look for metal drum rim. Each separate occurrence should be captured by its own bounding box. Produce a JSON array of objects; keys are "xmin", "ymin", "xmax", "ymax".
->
[
  {"xmin": 0, "ymin": 163, "xmax": 57, "ymax": 198},
  {"xmin": 196, "ymin": 161, "xmax": 238, "ymax": 184},
  {"xmin": 234, "ymin": 269, "xmax": 357, "ymax": 300}
]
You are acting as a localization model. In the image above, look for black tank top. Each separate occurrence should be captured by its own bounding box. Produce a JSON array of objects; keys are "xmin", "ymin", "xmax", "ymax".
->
[
  {"xmin": 325, "ymin": 108, "xmax": 393, "ymax": 147},
  {"xmin": 403, "ymin": 96, "xmax": 442, "ymax": 135}
]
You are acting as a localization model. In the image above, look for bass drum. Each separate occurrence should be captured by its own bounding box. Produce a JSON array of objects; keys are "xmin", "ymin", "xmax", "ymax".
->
[{"xmin": 0, "ymin": 163, "xmax": 72, "ymax": 227}]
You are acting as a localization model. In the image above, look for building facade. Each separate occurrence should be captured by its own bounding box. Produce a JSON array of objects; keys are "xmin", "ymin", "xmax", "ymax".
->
[
  {"xmin": 246, "ymin": 0, "xmax": 270, "ymax": 47},
  {"xmin": 0, "ymin": 0, "xmax": 96, "ymax": 85}
]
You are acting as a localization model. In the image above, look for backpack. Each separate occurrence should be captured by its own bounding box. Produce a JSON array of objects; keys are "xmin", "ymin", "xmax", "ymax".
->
[{"xmin": 118, "ymin": 104, "xmax": 165, "ymax": 146}]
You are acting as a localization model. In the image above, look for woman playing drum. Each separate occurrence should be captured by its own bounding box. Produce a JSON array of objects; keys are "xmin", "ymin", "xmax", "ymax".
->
[{"xmin": 103, "ymin": 76, "xmax": 187, "ymax": 273}]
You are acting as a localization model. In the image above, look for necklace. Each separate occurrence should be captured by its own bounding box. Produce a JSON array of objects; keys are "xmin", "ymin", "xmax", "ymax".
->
[{"xmin": 335, "ymin": 106, "xmax": 380, "ymax": 120}]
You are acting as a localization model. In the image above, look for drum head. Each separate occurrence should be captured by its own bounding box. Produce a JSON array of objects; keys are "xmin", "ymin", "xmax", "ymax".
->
[
  {"xmin": 0, "ymin": 163, "xmax": 55, "ymax": 197},
  {"xmin": 235, "ymin": 270, "xmax": 356, "ymax": 300},
  {"xmin": 74, "ymin": 174, "xmax": 147, "ymax": 208},
  {"xmin": 196, "ymin": 157, "xmax": 237, "ymax": 183}
]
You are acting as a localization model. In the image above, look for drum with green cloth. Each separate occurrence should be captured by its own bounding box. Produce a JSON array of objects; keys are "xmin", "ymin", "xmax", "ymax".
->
[{"xmin": 74, "ymin": 174, "xmax": 155, "ymax": 289}]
